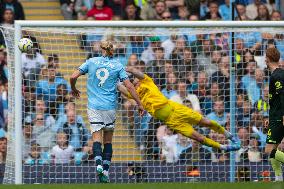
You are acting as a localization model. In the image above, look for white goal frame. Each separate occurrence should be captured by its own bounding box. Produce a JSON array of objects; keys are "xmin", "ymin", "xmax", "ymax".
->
[{"xmin": 12, "ymin": 21, "xmax": 284, "ymax": 184}]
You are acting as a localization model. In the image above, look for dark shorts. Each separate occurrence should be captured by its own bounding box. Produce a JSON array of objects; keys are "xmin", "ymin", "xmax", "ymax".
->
[{"xmin": 266, "ymin": 120, "xmax": 284, "ymax": 144}]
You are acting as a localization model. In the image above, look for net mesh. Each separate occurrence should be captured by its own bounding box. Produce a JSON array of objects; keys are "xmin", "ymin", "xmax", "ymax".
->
[{"xmin": 2, "ymin": 25, "xmax": 284, "ymax": 183}]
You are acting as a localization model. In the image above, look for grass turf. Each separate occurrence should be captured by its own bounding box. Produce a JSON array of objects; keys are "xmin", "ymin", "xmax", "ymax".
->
[{"xmin": 0, "ymin": 182, "xmax": 283, "ymax": 189}]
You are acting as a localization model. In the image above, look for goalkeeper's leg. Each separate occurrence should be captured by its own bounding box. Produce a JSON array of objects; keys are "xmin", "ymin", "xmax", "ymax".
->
[
  {"xmin": 198, "ymin": 117, "xmax": 239, "ymax": 144},
  {"xmin": 189, "ymin": 129, "xmax": 240, "ymax": 152},
  {"xmin": 175, "ymin": 124, "xmax": 240, "ymax": 152}
]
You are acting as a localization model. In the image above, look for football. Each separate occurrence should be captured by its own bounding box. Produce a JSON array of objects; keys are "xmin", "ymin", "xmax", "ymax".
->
[{"xmin": 18, "ymin": 38, "xmax": 33, "ymax": 52}]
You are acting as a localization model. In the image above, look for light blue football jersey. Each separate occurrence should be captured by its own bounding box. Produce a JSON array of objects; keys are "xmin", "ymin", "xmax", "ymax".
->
[{"xmin": 78, "ymin": 56, "xmax": 128, "ymax": 110}]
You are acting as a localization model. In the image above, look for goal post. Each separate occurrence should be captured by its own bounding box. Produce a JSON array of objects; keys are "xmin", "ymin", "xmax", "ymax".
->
[{"xmin": 3, "ymin": 21, "xmax": 284, "ymax": 184}]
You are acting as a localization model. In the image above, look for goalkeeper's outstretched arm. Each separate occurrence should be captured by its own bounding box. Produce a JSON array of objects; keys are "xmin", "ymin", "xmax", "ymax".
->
[{"xmin": 126, "ymin": 67, "xmax": 145, "ymax": 80}]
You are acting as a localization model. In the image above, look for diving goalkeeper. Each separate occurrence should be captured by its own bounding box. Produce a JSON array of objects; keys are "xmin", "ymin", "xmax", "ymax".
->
[{"xmin": 118, "ymin": 67, "xmax": 240, "ymax": 152}]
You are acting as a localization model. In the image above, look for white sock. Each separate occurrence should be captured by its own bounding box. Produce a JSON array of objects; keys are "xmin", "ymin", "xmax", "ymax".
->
[{"xmin": 275, "ymin": 175, "xmax": 283, "ymax": 181}]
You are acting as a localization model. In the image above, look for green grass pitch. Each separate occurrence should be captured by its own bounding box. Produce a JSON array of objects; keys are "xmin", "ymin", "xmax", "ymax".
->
[{"xmin": 0, "ymin": 182, "xmax": 283, "ymax": 189}]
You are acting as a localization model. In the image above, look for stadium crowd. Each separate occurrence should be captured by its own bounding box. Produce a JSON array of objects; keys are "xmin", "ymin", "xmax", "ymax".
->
[{"xmin": 0, "ymin": 0, "xmax": 284, "ymax": 177}]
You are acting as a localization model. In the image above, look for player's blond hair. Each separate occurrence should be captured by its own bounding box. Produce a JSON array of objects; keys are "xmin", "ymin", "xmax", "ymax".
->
[{"xmin": 100, "ymin": 41, "xmax": 114, "ymax": 56}]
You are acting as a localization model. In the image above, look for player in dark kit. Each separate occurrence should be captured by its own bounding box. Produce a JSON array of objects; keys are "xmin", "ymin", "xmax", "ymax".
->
[{"xmin": 264, "ymin": 47, "xmax": 284, "ymax": 181}]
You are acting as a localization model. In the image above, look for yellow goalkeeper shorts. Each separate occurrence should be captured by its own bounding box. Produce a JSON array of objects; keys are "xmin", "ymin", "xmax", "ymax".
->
[{"xmin": 164, "ymin": 100, "xmax": 203, "ymax": 137}]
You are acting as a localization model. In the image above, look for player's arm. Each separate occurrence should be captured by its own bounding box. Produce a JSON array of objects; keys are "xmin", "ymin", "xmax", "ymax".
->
[
  {"xmin": 70, "ymin": 70, "xmax": 82, "ymax": 98},
  {"xmin": 123, "ymin": 79, "xmax": 145, "ymax": 116},
  {"xmin": 126, "ymin": 67, "xmax": 145, "ymax": 80}
]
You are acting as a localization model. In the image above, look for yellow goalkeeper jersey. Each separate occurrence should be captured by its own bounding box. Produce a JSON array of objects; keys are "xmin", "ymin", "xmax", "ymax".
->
[{"xmin": 135, "ymin": 74, "xmax": 169, "ymax": 117}]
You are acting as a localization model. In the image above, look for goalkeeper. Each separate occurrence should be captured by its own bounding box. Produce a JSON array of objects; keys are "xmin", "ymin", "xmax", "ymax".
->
[{"xmin": 118, "ymin": 67, "xmax": 241, "ymax": 152}]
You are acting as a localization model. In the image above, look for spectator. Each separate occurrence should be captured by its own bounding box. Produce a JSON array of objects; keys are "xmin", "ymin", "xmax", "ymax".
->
[
  {"xmin": 60, "ymin": 0, "xmax": 76, "ymax": 20},
  {"xmin": 24, "ymin": 143, "xmax": 48, "ymax": 165},
  {"xmin": 236, "ymin": 30, "xmax": 262, "ymax": 51},
  {"xmin": 140, "ymin": 0, "xmax": 158, "ymax": 20},
  {"xmin": 51, "ymin": 131, "xmax": 74, "ymax": 164},
  {"xmin": 0, "ymin": 80, "xmax": 7, "ymax": 129},
  {"xmin": 24, "ymin": 96, "xmax": 56, "ymax": 129},
  {"xmin": 123, "ymin": 2, "xmax": 141, "ymax": 20},
  {"xmin": 169, "ymin": 36, "xmax": 188, "ymax": 64},
  {"xmin": 170, "ymin": 80, "xmax": 201, "ymax": 112},
  {"xmin": 62, "ymin": 110, "xmax": 90, "ymax": 151},
  {"xmin": 240, "ymin": 61, "xmax": 259, "ymax": 102},
  {"xmin": 154, "ymin": 0, "xmax": 167, "ymax": 20},
  {"xmin": 161, "ymin": 10, "xmax": 172, "ymax": 21},
  {"xmin": 0, "ymin": 8, "xmax": 14, "ymax": 25},
  {"xmin": 126, "ymin": 36, "xmax": 148, "ymax": 58},
  {"xmin": 0, "ymin": 49, "xmax": 7, "ymax": 83},
  {"xmin": 255, "ymin": 4, "xmax": 270, "ymax": 20},
  {"xmin": 50, "ymin": 83, "xmax": 72, "ymax": 119},
  {"xmin": 191, "ymin": 71, "xmax": 211, "ymax": 114},
  {"xmin": 0, "ymin": 0, "xmax": 25, "ymax": 22},
  {"xmin": 254, "ymin": 83, "xmax": 269, "ymax": 116},
  {"xmin": 32, "ymin": 113, "xmax": 56, "ymax": 152},
  {"xmin": 200, "ymin": 0, "xmax": 209, "ymax": 18},
  {"xmin": 106, "ymin": 0, "xmax": 126, "ymax": 19},
  {"xmin": 202, "ymin": 1, "xmax": 222, "ymax": 20},
  {"xmin": 55, "ymin": 101, "xmax": 85, "ymax": 132},
  {"xmin": 235, "ymin": 3, "xmax": 250, "ymax": 20},
  {"xmin": 246, "ymin": 0, "xmax": 272, "ymax": 20},
  {"xmin": 164, "ymin": 0, "xmax": 184, "ymax": 19},
  {"xmin": 184, "ymin": 0, "xmax": 199, "ymax": 16},
  {"xmin": 0, "ymin": 137, "xmax": 6, "ymax": 164},
  {"xmin": 161, "ymin": 72, "xmax": 178, "ymax": 99},
  {"xmin": 270, "ymin": 10, "xmax": 281, "ymax": 21},
  {"xmin": 237, "ymin": 100, "xmax": 252, "ymax": 128},
  {"xmin": 160, "ymin": 127, "xmax": 178, "ymax": 163},
  {"xmin": 36, "ymin": 64, "xmax": 70, "ymax": 104},
  {"xmin": 47, "ymin": 54, "xmax": 63, "ymax": 77},
  {"xmin": 179, "ymin": 139, "xmax": 211, "ymax": 163},
  {"xmin": 175, "ymin": 47, "xmax": 199, "ymax": 79},
  {"xmin": 23, "ymin": 87, "xmax": 36, "ymax": 117},
  {"xmin": 196, "ymin": 39, "xmax": 217, "ymax": 77},
  {"xmin": 235, "ymin": 128, "xmax": 249, "ymax": 162},
  {"xmin": 206, "ymin": 98, "xmax": 228, "ymax": 135},
  {"xmin": 86, "ymin": 0, "xmax": 113, "ymax": 20},
  {"xmin": 141, "ymin": 36, "xmax": 161, "ymax": 64},
  {"xmin": 188, "ymin": 14, "xmax": 199, "ymax": 21},
  {"xmin": 133, "ymin": 111, "xmax": 152, "ymax": 151},
  {"xmin": 248, "ymin": 136, "xmax": 262, "ymax": 162},
  {"xmin": 146, "ymin": 47, "xmax": 165, "ymax": 80},
  {"xmin": 21, "ymin": 43, "xmax": 46, "ymax": 86},
  {"xmin": 23, "ymin": 122, "xmax": 33, "ymax": 159},
  {"xmin": 127, "ymin": 54, "xmax": 138, "ymax": 67},
  {"xmin": 219, "ymin": 0, "xmax": 230, "ymax": 20},
  {"xmin": 75, "ymin": 0, "xmax": 95, "ymax": 20},
  {"xmin": 0, "ymin": 85, "xmax": 5, "ymax": 130},
  {"xmin": 177, "ymin": 6, "xmax": 189, "ymax": 20},
  {"xmin": 212, "ymin": 55, "xmax": 230, "ymax": 106}
]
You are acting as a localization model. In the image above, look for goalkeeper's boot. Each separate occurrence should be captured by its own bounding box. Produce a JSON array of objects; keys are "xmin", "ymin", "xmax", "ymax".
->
[
  {"xmin": 101, "ymin": 170, "xmax": 110, "ymax": 183},
  {"xmin": 96, "ymin": 165, "xmax": 104, "ymax": 183},
  {"xmin": 222, "ymin": 144, "xmax": 241, "ymax": 152},
  {"xmin": 225, "ymin": 131, "xmax": 240, "ymax": 144}
]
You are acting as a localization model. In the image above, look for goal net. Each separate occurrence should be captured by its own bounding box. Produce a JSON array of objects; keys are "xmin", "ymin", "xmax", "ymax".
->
[{"xmin": 1, "ymin": 21, "xmax": 284, "ymax": 184}]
